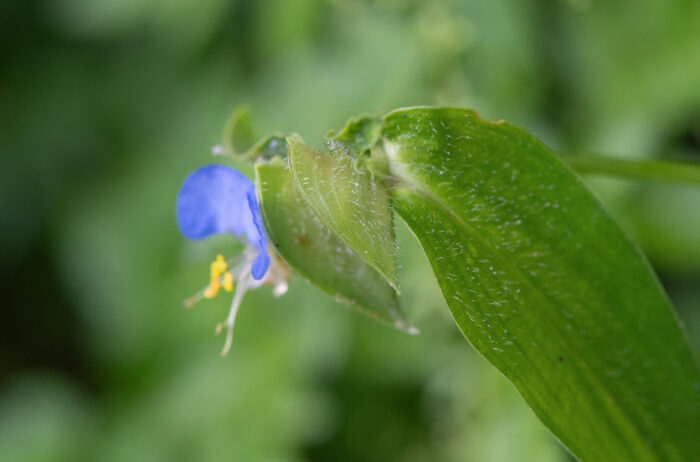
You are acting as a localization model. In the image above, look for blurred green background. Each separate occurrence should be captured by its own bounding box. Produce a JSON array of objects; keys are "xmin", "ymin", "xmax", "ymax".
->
[{"xmin": 2, "ymin": 1, "xmax": 699, "ymax": 461}]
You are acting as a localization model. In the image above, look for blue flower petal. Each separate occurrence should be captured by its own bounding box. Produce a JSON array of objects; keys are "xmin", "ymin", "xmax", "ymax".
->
[
  {"xmin": 176, "ymin": 164, "xmax": 271, "ymax": 279},
  {"xmin": 247, "ymin": 190, "xmax": 271, "ymax": 280}
]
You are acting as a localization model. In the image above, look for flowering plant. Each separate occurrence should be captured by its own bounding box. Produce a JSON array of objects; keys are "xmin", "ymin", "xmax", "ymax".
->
[{"xmin": 175, "ymin": 107, "xmax": 700, "ymax": 461}]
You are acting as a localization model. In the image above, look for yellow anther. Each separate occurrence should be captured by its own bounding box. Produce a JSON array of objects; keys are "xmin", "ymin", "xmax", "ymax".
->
[
  {"xmin": 210, "ymin": 254, "xmax": 227, "ymax": 279},
  {"xmin": 216, "ymin": 254, "xmax": 227, "ymax": 270},
  {"xmin": 222, "ymin": 272, "xmax": 234, "ymax": 292},
  {"xmin": 204, "ymin": 279, "xmax": 221, "ymax": 299}
]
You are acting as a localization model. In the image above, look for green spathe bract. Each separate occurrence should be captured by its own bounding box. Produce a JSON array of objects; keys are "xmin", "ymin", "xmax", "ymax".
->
[
  {"xmin": 256, "ymin": 162, "xmax": 412, "ymax": 331},
  {"xmin": 287, "ymin": 136, "xmax": 399, "ymax": 289}
]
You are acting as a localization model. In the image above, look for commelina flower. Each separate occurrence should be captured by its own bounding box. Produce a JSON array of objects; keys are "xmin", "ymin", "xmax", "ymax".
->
[{"xmin": 176, "ymin": 164, "xmax": 289, "ymax": 355}]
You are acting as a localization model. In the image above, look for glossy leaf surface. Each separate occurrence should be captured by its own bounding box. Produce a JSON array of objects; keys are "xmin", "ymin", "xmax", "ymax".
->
[
  {"xmin": 256, "ymin": 163, "xmax": 412, "ymax": 331},
  {"xmin": 382, "ymin": 107, "xmax": 700, "ymax": 461},
  {"xmin": 287, "ymin": 137, "xmax": 398, "ymax": 289}
]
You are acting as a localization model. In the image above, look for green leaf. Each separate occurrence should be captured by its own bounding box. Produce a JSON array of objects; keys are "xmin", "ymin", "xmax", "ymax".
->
[
  {"xmin": 287, "ymin": 136, "xmax": 399, "ymax": 289},
  {"xmin": 256, "ymin": 162, "xmax": 414, "ymax": 332},
  {"xmin": 563, "ymin": 155, "xmax": 700, "ymax": 186},
  {"xmin": 382, "ymin": 107, "xmax": 700, "ymax": 461}
]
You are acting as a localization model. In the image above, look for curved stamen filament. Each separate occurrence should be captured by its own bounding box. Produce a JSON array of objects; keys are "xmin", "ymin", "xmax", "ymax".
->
[
  {"xmin": 217, "ymin": 271, "xmax": 251, "ymax": 356},
  {"xmin": 182, "ymin": 246, "xmax": 287, "ymax": 356}
]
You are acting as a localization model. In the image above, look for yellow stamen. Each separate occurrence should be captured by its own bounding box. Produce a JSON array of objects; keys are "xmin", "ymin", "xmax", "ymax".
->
[
  {"xmin": 204, "ymin": 279, "xmax": 221, "ymax": 298},
  {"xmin": 222, "ymin": 272, "xmax": 234, "ymax": 292},
  {"xmin": 210, "ymin": 254, "xmax": 227, "ymax": 279}
]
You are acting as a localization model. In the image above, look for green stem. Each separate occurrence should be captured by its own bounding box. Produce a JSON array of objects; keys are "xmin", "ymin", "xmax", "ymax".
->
[{"xmin": 562, "ymin": 155, "xmax": 700, "ymax": 186}]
